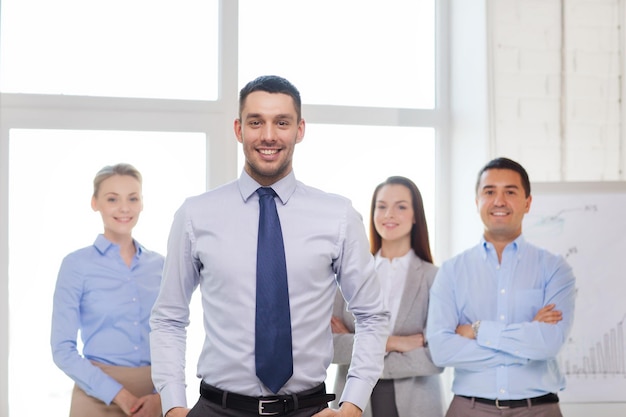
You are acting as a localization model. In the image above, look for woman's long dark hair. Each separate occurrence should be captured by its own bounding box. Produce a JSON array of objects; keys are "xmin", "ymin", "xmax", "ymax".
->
[{"xmin": 369, "ymin": 176, "xmax": 433, "ymax": 263}]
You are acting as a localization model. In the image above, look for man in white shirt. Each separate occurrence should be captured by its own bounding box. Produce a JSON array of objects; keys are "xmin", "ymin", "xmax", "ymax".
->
[{"xmin": 150, "ymin": 75, "xmax": 390, "ymax": 417}]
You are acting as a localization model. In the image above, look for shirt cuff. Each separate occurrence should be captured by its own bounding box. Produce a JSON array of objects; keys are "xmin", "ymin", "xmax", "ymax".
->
[
  {"xmin": 476, "ymin": 320, "xmax": 504, "ymax": 349},
  {"xmin": 338, "ymin": 377, "xmax": 373, "ymax": 412},
  {"xmin": 159, "ymin": 383, "xmax": 188, "ymax": 416},
  {"xmin": 99, "ymin": 379, "xmax": 124, "ymax": 406}
]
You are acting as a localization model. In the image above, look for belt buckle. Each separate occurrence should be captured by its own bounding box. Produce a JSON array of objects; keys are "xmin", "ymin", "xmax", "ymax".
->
[
  {"xmin": 495, "ymin": 399, "xmax": 510, "ymax": 410},
  {"xmin": 258, "ymin": 398, "xmax": 281, "ymax": 416}
]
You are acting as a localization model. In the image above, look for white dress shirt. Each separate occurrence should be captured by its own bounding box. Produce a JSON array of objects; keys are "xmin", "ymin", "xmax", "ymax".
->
[
  {"xmin": 375, "ymin": 250, "xmax": 411, "ymax": 332},
  {"xmin": 150, "ymin": 170, "xmax": 390, "ymax": 414}
]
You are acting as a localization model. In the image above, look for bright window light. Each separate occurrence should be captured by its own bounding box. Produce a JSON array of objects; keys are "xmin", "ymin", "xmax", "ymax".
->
[
  {"xmin": 0, "ymin": 0, "xmax": 219, "ymax": 99},
  {"xmin": 2, "ymin": 1, "xmax": 440, "ymax": 414},
  {"xmin": 239, "ymin": 0, "xmax": 436, "ymax": 109},
  {"xmin": 8, "ymin": 129, "xmax": 207, "ymax": 416}
]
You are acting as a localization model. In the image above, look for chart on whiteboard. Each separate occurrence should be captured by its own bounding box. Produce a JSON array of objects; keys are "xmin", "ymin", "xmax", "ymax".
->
[{"xmin": 523, "ymin": 185, "xmax": 626, "ymax": 403}]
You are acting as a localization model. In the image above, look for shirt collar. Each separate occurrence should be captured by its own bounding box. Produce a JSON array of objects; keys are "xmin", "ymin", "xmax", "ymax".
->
[
  {"xmin": 94, "ymin": 234, "xmax": 113, "ymax": 254},
  {"xmin": 238, "ymin": 169, "xmax": 297, "ymax": 205},
  {"xmin": 375, "ymin": 248, "xmax": 414, "ymax": 268},
  {"xmin": 480, "ymin": 234, "xmax": 525, "ymax": 257},
  {"xmin": 93, "ymin": 234, "xmax": 143, "ymax": 256}
]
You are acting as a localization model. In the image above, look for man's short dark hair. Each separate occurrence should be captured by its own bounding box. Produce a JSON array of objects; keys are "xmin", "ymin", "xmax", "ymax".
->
[
  {"xmin": 475, "ymin": 157, "xmax": 531, "ymax": 197},
  {"xmin": 239, "ymin": 75, "xmax": 302, "ymax": 121}
]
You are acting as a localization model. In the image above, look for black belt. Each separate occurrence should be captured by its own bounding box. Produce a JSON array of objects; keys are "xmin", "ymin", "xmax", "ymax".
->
[
  {"xmin": 200, "ymin": 381, "xmax": 336, "ymax": 416},
  {"xmin": 460, "ymin": 393, "xmax": 559, "ymax": 409}
]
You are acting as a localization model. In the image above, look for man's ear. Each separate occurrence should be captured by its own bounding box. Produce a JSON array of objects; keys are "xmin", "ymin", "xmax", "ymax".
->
[
  {"xmin": 234, "ymin": 118, "xmax": 244, "ymax": 144},
  {"xmin": 295, "ymin": 119, "xmax": 306, "ymax": 144},
  {"xmin": 525, "ymin": 194, "xmax": 532, "ymax": 213}
]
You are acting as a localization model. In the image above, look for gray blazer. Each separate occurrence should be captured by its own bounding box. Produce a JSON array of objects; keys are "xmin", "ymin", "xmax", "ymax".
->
[{"xmin": 332, "ymin": 253, "xmax": 444, "ymax": 417}]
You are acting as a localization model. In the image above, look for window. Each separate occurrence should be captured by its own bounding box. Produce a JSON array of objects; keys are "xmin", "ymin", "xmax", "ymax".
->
[
  {"xmin": 0, "ymin": 2, "xmax": 446, "ymax": 415},
  {"xmin": 0, "ymin": 0, "xmax": 219, "ymax": 100},
  {"xmin": 239, "ymin": 0, "xmax": 435, "ymax": 109},
  {"xmin": 237, "ymin": 0, "xmax": 440, "ymax": 392},
  {"xmin": 8, "ymin": 130, "xmax": 206, "ymax": 416},
  {"xmin": 237, "ymin": 0, "xmax": 439, "ymax": 241}
]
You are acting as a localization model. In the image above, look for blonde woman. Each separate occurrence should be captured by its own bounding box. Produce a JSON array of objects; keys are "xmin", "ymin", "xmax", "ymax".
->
[{"xmin": 51, "ymin": 163, "xmax": 163, "ymax": 417}]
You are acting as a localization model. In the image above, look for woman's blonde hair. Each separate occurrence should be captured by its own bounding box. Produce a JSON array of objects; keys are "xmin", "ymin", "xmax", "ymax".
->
[{"xmin": 93, "ymin": 163, "xmax": 142, "ymax": 197}]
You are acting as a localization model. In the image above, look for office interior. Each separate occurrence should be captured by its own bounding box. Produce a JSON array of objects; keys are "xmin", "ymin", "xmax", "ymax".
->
[{"xmin": 1, "ymin": 1, "xmax": 625, "ymax": 416}]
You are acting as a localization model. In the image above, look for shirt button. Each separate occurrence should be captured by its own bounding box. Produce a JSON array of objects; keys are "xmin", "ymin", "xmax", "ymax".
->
[
  {"xmin": 132, "ymin": 297, "xmax": 137, "ymax": 302},
  {"xmin": 134, "ymin": 321, "xmax": 139, "ymax": 326},
  {"xmin": 500, "ymin": 289, "xmax": 506, "ymax": 294},
  {"xmin": 496, "ymin": 265, "xmax": 500, "ymax": 270},
  {"xmin": 134, "ymin": 346, "xmax": 139, "ymax": 351},
  {"xmin": 500, "ymin": 315, "xmax": 505, "ymax": 320},
  {"xmin": 500, "ymin": 388, "xmax": 506, "ymax": 394}
]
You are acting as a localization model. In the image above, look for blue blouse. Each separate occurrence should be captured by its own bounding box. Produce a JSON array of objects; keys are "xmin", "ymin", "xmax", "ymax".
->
[{"xmin": 51, "ymin": 234, "xmax": 164, "ymax": 405}]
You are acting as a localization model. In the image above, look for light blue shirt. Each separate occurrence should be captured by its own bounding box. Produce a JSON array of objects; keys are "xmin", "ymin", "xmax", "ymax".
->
[
  {"xmin": 150, "ymin": 170, "xmax": 389, "ymax": 414},
  {"xmin": 426, "ymin": 235, "xmax": 576, "ymax": 400},
  {"xmin": 51, "ymin": 234, "xmax": 164, "ymax": 405}
]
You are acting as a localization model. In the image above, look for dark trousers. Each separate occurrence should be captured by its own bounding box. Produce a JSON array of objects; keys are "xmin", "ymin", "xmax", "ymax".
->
[
  {"xmin": 446, "ymin": 395, "xmax": 563, "ymax": 417},
  {"xmin": 369, "ymin": 379, "xmax": 400, "ymax": 417}
]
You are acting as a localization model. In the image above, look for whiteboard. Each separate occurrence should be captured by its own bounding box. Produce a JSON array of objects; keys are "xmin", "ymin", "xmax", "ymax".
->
[{"xmin": 523, "ymin": 182, "xmax": 626, "ymax": 404}]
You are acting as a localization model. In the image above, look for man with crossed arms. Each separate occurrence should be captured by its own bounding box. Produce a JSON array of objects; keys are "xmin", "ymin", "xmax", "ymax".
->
[{"xmin": 427, "ymin": 157, "xmax": 576, "ymax": 417}]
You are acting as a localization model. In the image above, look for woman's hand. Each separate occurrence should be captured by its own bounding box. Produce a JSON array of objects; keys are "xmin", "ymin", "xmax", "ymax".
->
[
  {"xmin": 386, "ymin": 333, "xmax": 424, "ymax": 353},
  {"xmin": 113, "ymin": 388, "xmax": 139, "ymax": 416},
  {"xmin": 130, "ymin": 392, "xmax": 161, "ymax": 417},
  {"xmin": 331, "ymin": 316, "xmax": 351, "ymax": 334}
]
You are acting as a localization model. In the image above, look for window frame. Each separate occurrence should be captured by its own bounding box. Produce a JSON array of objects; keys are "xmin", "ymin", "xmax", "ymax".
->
[{"xmin": 0, "ymin": 1, "xmax": 450, "ymax": 414}]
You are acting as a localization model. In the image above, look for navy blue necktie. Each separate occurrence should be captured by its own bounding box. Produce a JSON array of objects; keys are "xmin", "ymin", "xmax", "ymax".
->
[{"xmin": 255, "ymin": 187, "xmax": 293, "ymax": 393}]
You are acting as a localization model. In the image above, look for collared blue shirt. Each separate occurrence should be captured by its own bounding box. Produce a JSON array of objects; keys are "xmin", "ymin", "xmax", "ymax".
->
[
  {"xmin": 150, "ymin": 170, "xmax": 389, "ymax": 414},
  {"xmin": 51, "ymin": 234, "xmax": 164, "ymax": 404},
  {"xmin": 426, "ymin": 235, "xmax": 576, "ymax": 399}
]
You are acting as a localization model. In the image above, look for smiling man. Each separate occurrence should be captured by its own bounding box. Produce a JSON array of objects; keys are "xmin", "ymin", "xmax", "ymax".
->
[
  {"xmin": 150, "ymin": 75, "xmax": 390, "ymax": 417},
  {"xmin": 426, "ymin": 157, "xmax": 576, "ymax": 417}
]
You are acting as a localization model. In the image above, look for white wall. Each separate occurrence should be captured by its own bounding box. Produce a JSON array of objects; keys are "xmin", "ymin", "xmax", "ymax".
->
[
  {"xmin": 447, "ymin": 0, "xmax": 490, "ymax": 259},
  {"xmin": 488, "ymin": 0, "xmax": 625, "ymax": 181}
]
